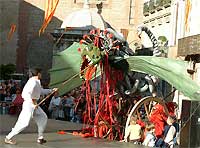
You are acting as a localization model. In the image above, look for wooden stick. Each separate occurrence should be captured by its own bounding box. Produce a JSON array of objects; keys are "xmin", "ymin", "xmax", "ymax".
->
[{"xmin": 37, "ymin": 90, "xmax": 57, "ymax": 106}]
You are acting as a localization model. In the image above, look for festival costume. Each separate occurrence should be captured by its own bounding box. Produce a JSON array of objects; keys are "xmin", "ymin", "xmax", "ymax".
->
[
  {"xmin": 5, "ymin": 77, "xmax": 52, "ymax": 143},
  {"xmin": 149, "ymin": 104, "xmax": 167, "ymax": 138}
]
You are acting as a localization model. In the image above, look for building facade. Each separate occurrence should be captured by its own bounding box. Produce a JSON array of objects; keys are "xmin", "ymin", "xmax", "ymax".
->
[
  {"xmin": 1, "ymin": 0, "xmax": 199, "ymax": 82},
  {"xmin": 0, "ymin": 0, "xmax": 144, "ymax": 78}
]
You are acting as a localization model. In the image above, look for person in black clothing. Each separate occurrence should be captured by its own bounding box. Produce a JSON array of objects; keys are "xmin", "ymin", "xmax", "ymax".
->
[
  {"xmin": 0, "ymin": 86, "xmax": 6, "ymax": 101},
  {"xmin": 74, "ymin": 95, "xmax": 86, "ymax": 123}
]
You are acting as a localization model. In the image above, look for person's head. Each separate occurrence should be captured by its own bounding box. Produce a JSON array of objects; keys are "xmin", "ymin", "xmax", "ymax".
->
[
  {"xmin": 130, "ymin": 115, "xmax": 137, "ymax": 125},
  {"xmin": 145, "ymin": 122, "xmax": 155, "ymax": 133},
  {"xmin": 54, "ymin": 91, "xmax": 59, "ymax": 97},
  {"xmin": 167, "ymin": 115, "xmax": 176, "ymax": 125},
  {"xmin": 16, "ymin": 88, "xmax": 21, "ymax": 94},
  {"xmin": 29, "ymin": 68, "xmax": 42, "ymax": 79}
]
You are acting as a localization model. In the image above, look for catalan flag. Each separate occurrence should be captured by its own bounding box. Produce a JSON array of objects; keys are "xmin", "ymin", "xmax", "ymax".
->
[
  {"xmin": 39, "ymin": 0, "xmax": 59, "ymax": 36},
  {"xmin": 185, "ymin": 0, "xmax": 192, "ymax": 32}
]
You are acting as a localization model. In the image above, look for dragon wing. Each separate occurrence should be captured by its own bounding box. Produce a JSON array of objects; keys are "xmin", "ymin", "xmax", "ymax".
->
[{"xmin": 127, "ymin": 56, "xmax": 200, "ymax": 101}]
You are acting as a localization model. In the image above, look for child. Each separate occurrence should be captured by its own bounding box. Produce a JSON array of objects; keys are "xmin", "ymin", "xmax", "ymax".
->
[
  {"xmin": 143, "ymin": 122, "xmax": 156, "ymax": 147},
  {"xmin": 123, "ymin": 115, "xmax": 142, "ymax": 144}
]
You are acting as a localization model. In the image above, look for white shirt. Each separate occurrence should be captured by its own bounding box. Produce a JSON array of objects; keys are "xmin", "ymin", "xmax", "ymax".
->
[
  {"xmin": 164, "ymin": 125, "xmax": 176, "ymax": 146},
  {"xmin": 49, "ymin": 96, "xmax": 61, "ymax": 108},
  {"xmin": 124, "ymin": 124, "xmax": 141, "ymax": 141},
  {"xmin": 143, "ymin": 132, "xmax": 156, "ymax": 147},
  {"xmin": 22, "ymin": 77, "xmax": 52, "ymax": 102}
]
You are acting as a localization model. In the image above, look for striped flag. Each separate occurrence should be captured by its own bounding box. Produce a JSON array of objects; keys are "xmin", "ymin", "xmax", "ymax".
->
[
  {"xmin": 185, "ymin": 0, "xmax": 192, "ymax": 32},
  {"xmin": 39, "ymin": 0, "xmax": 59, "ymax": 36}
]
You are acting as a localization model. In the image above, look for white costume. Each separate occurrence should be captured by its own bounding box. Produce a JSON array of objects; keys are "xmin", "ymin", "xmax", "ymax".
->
[{"xmin": 6, "ymin": 77, "xmax": 52, "ymax": 140}]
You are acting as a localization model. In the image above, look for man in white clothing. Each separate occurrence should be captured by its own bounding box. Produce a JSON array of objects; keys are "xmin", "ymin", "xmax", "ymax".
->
[{"xmin": 5, "ymin": 68, "xmax": 58, "ymax": 145}]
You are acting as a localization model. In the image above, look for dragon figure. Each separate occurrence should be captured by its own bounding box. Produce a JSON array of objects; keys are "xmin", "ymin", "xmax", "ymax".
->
[{"xmin": 49, "ymin": 26, "xmax": 200, "ymax": 141}]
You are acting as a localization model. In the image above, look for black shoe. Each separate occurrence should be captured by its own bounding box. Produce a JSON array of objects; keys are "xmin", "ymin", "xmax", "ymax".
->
[{"xmin": 37, "ymin": 139, "xmax": 47, "ymax": 144}]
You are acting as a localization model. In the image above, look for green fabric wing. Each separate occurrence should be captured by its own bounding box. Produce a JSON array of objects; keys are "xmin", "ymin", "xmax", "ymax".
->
[
  {"xmin": 49, "ymin": 42, "xmax": 84, "ymax": 96},
  {"xmin": 127, "ymin": 56, "xmax": 200, "ymax": 101}
]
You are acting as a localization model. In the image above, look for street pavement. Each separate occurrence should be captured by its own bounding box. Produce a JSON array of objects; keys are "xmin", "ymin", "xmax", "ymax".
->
[{"xmin": 0, "ymin": 115, "xmax": 147, "ymax": 148}]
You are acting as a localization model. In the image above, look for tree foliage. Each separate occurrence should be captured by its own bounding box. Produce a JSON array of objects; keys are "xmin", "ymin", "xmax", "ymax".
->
[{"xmin": 0, "ymin": 64, "xmax": 16, "ymax": 80}]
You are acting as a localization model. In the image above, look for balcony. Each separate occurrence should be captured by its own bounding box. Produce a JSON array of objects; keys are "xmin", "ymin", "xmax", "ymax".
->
[
  {"xmin": 143, "ymin": 2, "xmax": 149, "ymax": 16},
  {"xmin": 178, "ymin": 34, "xmax": 200, "ymax": 56},
  {"xmin": 163, "ymin": 0, "xmax": 171, "ymax": 8},
  {"xmin": 155, "ymin": 0, "xmax": 163, "ymax": 11},
  {"xmin": 149, "ymin": 0, "xmax": 156, "ymax": 14}
]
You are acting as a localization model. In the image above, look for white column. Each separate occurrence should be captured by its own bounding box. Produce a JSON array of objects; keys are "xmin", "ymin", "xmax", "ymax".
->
[
  {"xmin": 169, "ymin": 0, "xmax": 179, "ymax": 46},
  {"xmin": 189, "ymin": 0, "xmax": 200, "ymax": 36}
]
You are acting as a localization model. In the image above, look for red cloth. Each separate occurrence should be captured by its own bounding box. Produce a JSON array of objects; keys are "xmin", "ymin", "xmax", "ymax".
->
[
  {"xmin": 13, "ymin": 95, "xmax": 24, "ymax": 106},
  {"xmin": 149, "ymin": 104, "xmax": 167, "ymax": 138},
  {"xmin": 137, "ymin": 120, "xmax": 145, "ymax": 129},
  {"xmin": 166, "ymin": 102, "xmax": 176, "ymax": 116},
  {"xmin": 99, "ymin": 124, "xmax": 108, "ymax": 138}
]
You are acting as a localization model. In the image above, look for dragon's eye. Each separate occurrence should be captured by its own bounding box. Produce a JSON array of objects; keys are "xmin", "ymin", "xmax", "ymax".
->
[{"xmin": 92, "ymin": 55, "xmax": 95, "ymax": 59}]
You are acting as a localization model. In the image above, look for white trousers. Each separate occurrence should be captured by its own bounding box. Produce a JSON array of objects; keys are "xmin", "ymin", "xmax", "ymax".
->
[{"xmin": 6, "ymin": 101, "xmax": 47, "ymax": 140}]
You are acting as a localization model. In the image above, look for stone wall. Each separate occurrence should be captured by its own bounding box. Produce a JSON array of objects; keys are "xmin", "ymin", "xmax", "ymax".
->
[{"xmin": 0, "ymin": 0, "xmax": 19, "ymax": 65}]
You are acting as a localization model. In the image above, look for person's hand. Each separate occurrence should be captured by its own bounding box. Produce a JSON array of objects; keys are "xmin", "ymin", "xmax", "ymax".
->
[
  {"xmin": 53, "ymin": 88, "xmax": 58, "ymax": 92},
  {"xmin": 34, "ymin": 104, "xmax": 38, "ymax": 109}
]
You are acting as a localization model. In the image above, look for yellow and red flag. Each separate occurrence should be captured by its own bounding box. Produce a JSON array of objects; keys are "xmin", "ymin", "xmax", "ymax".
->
[
  {"xmin": 39, "ymin": 0, "xmax": 59, "ymax": 36},
  {"xmin": 7, "ymin": 24, "xmax": 16, "ymax": 41},
  {"xmin": 185, "ymin": 0, "xmax": 192, "ymax": 32}
]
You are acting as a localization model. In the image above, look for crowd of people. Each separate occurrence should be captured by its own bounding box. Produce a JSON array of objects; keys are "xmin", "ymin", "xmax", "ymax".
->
[
  {"xmin": 121, "ymin": 113, "xmax": 179, "ymax": 148},
  {"xmin": 0, "ymin": 80, "xmax": 24, "ymax": 115},
  {"xmin": 44, "ymin": 87, "xmax": 86, "ymax": 123},
  {"xmin": 0, "ymin": 79, "xmax": 87, "ymax": 124}
]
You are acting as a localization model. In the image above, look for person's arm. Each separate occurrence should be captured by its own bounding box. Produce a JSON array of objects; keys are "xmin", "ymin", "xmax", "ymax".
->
[
  {"xmin": 41, "ymin": 88, "xmax": 58, "ymax": 95},
  {"xmin": 41, "ymin": 88, "xmax": 52, "ymax": 95},
  {"xmin": 123, "ymin": 126, "xmax": 130, "ymax": 142}
]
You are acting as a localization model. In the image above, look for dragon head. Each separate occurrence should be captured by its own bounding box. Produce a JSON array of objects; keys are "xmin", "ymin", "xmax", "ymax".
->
[
  {"xmin": 79, "ymin": 43, "xmax": 103, "ymax": 80},
  {"xmin": 81, "ymin": 43, "xmax": 102, "ymax": 65}
]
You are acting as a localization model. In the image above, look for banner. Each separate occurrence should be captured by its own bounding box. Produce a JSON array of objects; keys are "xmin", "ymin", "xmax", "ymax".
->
[
  {"xmin": 7, "ymin": 24, "xmax": 16, "ymax": 41},
  {"xmin": 185, "ymin": 0, "xmax": 192, "ymax": 32},
  {"xmin": 39, "ymin": 0, "xmax": 59, "ymax": 35}
]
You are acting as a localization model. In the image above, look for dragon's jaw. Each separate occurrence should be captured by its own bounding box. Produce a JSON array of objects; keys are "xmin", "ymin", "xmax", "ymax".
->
[{"xmin": 137, "ymin": 30, "xmax": 142, "ymax": 39}]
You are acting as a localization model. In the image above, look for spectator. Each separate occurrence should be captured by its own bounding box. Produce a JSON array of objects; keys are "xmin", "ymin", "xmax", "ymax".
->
[
  {"xmin": 0, "ymin": 86, "xmax": 6, "ymax": 101},
  {"xmin": 65, "ymin": 92, "xmax": 75, "ymax": 122},
  {"xmin": 122, "ymin": 115, "xmax": 142, "ymax": 144},
  {"xmin": 142, "ymin": 122, "xmax": 156, "ymax": 147},
  {"xmin": 5, "ymin": 92, "xmax": 12, "ymax": 102},
  {"xmin": 9, "ymin": 88, "xmax": 24, "ymax": 115},
  {"xmin": 62, "ymin": 94, "xmax": 71, "ymax": 121},
  {"xmin": 74, "ymin": 95, "xmax": 86, "ymax": 123},
  {"xmin": 48, "ymin": 91, "xmax": 61, "ymax": 119},
  {"xmin": 57, "ymin": 95, "xmax": 66, "ymax": 120}
]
